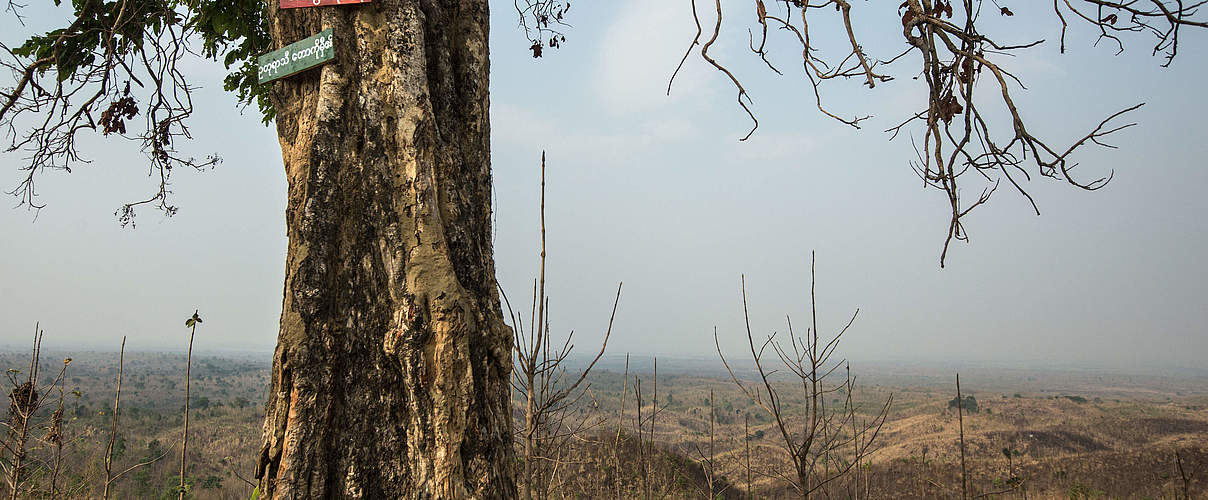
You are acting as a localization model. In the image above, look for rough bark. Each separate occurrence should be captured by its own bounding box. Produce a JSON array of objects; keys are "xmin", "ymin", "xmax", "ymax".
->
[{"xmin": 253, "ymin": 0, "xmax": 515, "ymax": 497}]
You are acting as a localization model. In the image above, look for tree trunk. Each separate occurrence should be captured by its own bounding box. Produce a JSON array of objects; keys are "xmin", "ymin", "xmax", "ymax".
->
[{"xmin": 253, "ymin": 0, "xmax": 515, "ymax": 498}]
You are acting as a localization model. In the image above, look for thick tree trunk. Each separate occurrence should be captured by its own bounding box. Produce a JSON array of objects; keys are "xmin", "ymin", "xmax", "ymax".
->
[{"xmin": 253, "ymin": 0, "xmax": 515, "ymax": 498}]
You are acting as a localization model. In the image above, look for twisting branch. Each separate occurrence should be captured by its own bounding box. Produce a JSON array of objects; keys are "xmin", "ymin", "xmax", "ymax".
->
[
  {"xmin": 701, "ymin": 0, "xmax": 760, "ymax": 140},
  {"xmin": 1058, "ymin": 0, "xmax": 1208, "ymax": 65},
  {"xmin": 677, "ymin": 0, "xmax": 1207, "ymax": 266},
  {"xmin": 669, "ymin": 0, "xmax": 704, "ymax": 95},
  {"xmin": 891, "ymin": 0, "xmax": 1155, "ymax": 265}
]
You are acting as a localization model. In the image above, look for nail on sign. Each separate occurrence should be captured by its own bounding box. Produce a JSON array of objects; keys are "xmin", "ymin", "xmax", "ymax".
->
[
  {"xmin": 257, "ymin": 29, "xmax": 334, "ymax": 84},
  {"xmin": 280, "ymin": 0, "xmax": 370, "ymax": 9}
]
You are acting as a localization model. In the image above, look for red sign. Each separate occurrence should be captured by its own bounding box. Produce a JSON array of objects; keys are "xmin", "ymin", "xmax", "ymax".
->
[{"xmin": 280, "ymin": 0, "xmax": 370, "ymax": 9}]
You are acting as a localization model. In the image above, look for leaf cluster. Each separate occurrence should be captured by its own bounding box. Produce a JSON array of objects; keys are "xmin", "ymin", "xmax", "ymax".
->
[
  {"xmin": 11, "ymin": 0, "xmax": 273, "ymax": 121},
  {"xmin": 184, "ymin": 311, "xmax": 202, "ymax": 328},
  {"xmin": 188, "ymin": 0, "xmax": 273, "ymax": 122},
  {"xmin": 13, "ymin": 0, "xmax": 179, "ymax": 81}
]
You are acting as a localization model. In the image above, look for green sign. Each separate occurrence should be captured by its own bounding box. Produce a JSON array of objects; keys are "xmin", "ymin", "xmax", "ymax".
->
[{"xmin": 258, "ymin": 29, "xmax": 334, "ymax": 84}]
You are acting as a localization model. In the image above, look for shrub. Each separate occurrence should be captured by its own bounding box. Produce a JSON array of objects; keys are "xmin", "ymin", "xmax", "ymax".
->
[{"xmin": 948, "ymin": 395, "xmax": 979, "ymax": 413}]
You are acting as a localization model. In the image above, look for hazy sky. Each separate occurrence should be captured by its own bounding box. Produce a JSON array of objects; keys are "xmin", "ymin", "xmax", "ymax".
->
[{"xmin": 2, "ymin": 2, "xmax": 1206, "ymax": 370}]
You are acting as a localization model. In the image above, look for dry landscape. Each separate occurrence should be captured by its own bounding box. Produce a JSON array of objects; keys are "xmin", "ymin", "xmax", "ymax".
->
[
  {"xmin": 3, "ymin": 350, "xmax": 1203, "ymax": 499},
  {"xmin": 5, "ymin": 0, "xmax": 1208, "ymax": 497}
]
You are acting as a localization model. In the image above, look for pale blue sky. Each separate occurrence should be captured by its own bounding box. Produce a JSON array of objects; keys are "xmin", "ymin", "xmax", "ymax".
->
[{"xmin": 2, "ymin": 1, "xmax": 1206, "ymax": 370}]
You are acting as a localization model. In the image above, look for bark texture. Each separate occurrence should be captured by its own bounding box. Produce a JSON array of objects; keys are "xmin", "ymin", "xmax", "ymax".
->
[{"xmin": 253, "ymin": 0, "xmax": 515, "ymax": 497}]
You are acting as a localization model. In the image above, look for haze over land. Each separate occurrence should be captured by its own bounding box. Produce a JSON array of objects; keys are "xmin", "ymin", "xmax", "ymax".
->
[
  {"xmin": 3, "ymin": 350, "xmax": 1203, "ymax": 498},
  {"xmin": 2, "ymin": 1, "xmax": 1207, "ymax": 371}
]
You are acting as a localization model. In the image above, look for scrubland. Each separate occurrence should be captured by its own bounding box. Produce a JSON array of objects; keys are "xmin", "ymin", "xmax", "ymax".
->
[{"xmin": 2, "ymin": 350, "xmax": 1203, "ymax": 499}]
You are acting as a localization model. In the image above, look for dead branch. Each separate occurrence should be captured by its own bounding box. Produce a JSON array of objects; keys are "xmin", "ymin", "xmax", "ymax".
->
[{"xmin": 676, "ymin": 0, "xmax": 1206, "ymax": 266}]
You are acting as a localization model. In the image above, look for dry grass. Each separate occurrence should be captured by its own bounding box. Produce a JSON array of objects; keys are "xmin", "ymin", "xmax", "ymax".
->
[
  {"xmin": 574, "ymin": 368, "xmax": 1208, "ymax": 499},
  {"xmin": 3, "ymin": 351, "xmax": 1206, "ymax": 499}
]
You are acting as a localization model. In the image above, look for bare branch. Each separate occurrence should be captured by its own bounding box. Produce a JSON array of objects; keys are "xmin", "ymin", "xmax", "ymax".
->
[{"xmin": 676, "ymin": 0, "xmax": 1204, "ymax": 266}]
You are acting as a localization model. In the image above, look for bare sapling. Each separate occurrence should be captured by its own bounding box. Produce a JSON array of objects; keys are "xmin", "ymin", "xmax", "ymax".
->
[
  {"xmin": 629, "ymin": 359, "xmax": 663, "ymax": 499},
  {"xmin": 102, "ymin": 336, "xmax": 126, "ymax": 500},
  {"xmin": 691, "ymin": 387, "xmax": 724, "ymax": 499},
  {"xmin": 96, "ymin": 336, "xmax": 169, "ymax": 497},
  {"xmin": 635, "ymin": 377, "xmax": 646, "ymax": 497},
  {"xmin": 613, "ymin": 354, "xmax": 629, "ymax": 498},
  {"xmin": 3, "ymin": 327, "xmax": 42, "ymax": 500},
  {"xmin": 715, "ymin": 253, "xmax": 892, "ymax": 499},
  {"xmin": 180, "ymin": 310, "xmax": 202, "ymax": 500},
  {"xmin": 646, "ymin": 358, "xmax": 661, "ymax": 498},
  {"xmin": 1174, "ymin": 451, "xmax": 1193, "ymax": 500},
  {"xmin": 957, "ymin": 373, "xmax": 967, "ymax": 500},
  {"xmin": 1, "ymin": 326, "xmax": 73, "ymax": 499},
  {"xmin": 503, "ymin": 152, "xmax": 621, "ymax": 499},
  {"xmin": 46, "ymin": 354, "xmax": 71, "ymax": 499},
  {"xmin": 745, "ymin": 412, "xmax": 752, "ymax": 499}
]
